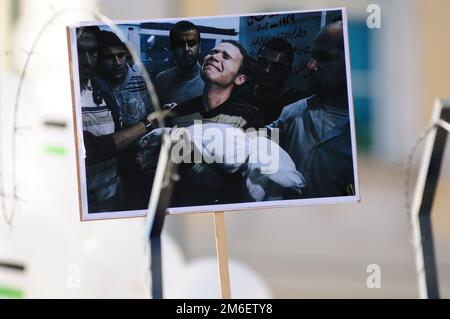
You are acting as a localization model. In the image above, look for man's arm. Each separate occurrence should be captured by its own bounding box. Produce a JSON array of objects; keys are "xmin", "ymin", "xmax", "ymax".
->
[
  {"xmin": 112, "ymin": 121, "xmax": 148, "ymax": 152},
  {"xmin": 84, "ymin": 115, "xmax": 156, "ymax": 165}
]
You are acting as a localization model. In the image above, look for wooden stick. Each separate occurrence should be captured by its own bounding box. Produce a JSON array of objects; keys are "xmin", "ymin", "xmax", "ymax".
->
[{"xmin": 214, "ymin": 212, "xmax": 231, "ymax": 299}]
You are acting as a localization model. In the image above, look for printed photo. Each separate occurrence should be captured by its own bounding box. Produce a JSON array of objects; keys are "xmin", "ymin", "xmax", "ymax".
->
[{"xmin": 67, "ymin": 8, "xmax": 359, "ymax": 220}]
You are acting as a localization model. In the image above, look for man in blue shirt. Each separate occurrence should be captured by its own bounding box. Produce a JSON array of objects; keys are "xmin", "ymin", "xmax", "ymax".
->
[
  {"xmin": 269, "ymin": 21, "xmax": 355, "ymax": 198},
  {"xmin": 154, "ymin": 20, "xmax": 205, "ymax": 106},
  {"xmin": 94, "ymin": 30, "xmax": 154, "ymax": 210},
  {"xmin": 78, "ymin": 27, "xmax": 158, "ymax": 212}
]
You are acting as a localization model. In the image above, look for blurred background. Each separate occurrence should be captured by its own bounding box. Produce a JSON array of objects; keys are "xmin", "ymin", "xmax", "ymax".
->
[{"xmin": 1, "ymin": 0, "xmax": 450, "ymax": 298}]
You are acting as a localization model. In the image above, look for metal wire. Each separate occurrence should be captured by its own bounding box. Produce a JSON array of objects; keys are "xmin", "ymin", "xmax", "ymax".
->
[
  {"xmin": 0, "ymin": 6, "xmax": 166, "ymax": 229},
  {"xmin": 404, "ymin": 119, "xmax": 450, "ymax": 223}
]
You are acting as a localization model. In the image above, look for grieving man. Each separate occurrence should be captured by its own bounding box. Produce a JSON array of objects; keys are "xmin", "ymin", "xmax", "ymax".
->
[
  {"xmin": 170, "ymin": 40, "xmax": 264, "ymax": 130},
  {"xmin": 167, "ymin": 40, "xmax": 264, "ymax": 206}
]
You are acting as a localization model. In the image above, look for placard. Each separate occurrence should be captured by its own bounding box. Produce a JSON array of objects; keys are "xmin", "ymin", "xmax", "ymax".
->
[{"xmin": 67, "ymin": 8, "xmax": 359, "ymax": 220}]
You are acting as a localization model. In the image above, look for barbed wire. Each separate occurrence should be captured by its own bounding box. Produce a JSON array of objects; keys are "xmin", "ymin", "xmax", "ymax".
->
[
  {"xmin": 404, "ymin": 119, "xmax": 450, "ymax": 223},
  {"xmin": 0, "ymin": 6, "xmax": 163, "ymax": 230}
]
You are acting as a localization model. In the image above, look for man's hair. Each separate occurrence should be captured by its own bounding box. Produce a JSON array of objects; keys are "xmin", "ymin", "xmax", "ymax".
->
[
  {"xmin": 316, "ymin": 21, "xmax": 344, "ymax": 48},
  {"xmin": 220, "ymin": 39, "xmax": 251, "ymax": 76},
  {"xmin": 170, "ymin": 20, "xmax": 201, "ymax": 46},
  {"xmin": 77, "ymin": 26, "xmax": 101, "ymax": 40},
  {"xmin": 259, "ymin": 37, "xmax": 294, "ymax": 66},
  {"xmin": 97, "ymin": 30, "xmax": 127, "ymax": 51}
]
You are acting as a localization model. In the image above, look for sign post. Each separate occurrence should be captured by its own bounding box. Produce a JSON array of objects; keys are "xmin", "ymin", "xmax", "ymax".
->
[{"xmin": 214, "ymin": 212, "xmax": 231, "ymax": 299}]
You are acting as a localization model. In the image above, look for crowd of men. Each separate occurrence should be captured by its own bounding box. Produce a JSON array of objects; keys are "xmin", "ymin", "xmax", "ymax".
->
[{"xmin": 77, "ymin": 19, "xmax": 355, "ymax": 213}]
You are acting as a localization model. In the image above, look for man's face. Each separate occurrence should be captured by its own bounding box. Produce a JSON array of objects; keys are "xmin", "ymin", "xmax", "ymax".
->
[
  {"xmin": 172, "ymin": 29, "xmax": 200, "ymax": 70},
  {"xmin": 201, "ymin": 42, "xmax": 246, "ymax": 88},
  {"xmin": 255, "ymin": 47, "xmax": 291, "ymax": 91},
  {"xmin": 307, "ymin": 29, "xmax": 347, "ymax": 97},
  {"xmin": 77, "ymin": 32, "xmax": 98, "ymax": 84},
  {"xmin": 97, "ymin": 46, "xmax": 128, "ymax": 85}
]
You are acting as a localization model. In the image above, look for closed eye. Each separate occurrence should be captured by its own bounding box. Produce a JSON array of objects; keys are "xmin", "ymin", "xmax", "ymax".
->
[{"xmin": 223, "ymin": 52, "xmax": 232, "ymax": 60}]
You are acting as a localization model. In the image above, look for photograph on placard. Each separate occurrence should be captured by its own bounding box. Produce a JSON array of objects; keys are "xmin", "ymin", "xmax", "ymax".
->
[{"xmin": 67, "ymin": 8, "xmax": 359, "ymax": 220}]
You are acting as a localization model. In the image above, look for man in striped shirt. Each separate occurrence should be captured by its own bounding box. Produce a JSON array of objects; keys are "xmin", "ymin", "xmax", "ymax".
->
[{"xmin": 78, "ymin": 26, "xmax": 123, "ymax": 213}]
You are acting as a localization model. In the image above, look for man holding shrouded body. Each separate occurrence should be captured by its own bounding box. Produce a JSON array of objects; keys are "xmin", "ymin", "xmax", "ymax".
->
[{"xmin": 145, "ymin": 40, "xmax": 264, "ymax": 206}]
